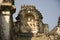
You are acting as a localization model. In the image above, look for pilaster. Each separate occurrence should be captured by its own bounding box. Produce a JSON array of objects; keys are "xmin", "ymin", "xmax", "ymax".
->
[{"xmin": 0, "ymin": 0, "xmax": 16, "ymax": 40}]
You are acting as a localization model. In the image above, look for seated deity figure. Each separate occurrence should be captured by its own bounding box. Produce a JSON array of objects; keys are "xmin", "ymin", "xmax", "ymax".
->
[{"xmin": 27, "ymin": 17, "xmax": 38, "ymax": 34}]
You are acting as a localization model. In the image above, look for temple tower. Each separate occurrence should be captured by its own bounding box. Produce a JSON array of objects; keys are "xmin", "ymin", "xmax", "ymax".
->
[
  {"xmin": 16, "ymin": 5, "xmax": 43, "ymax": 34},
  {"xmin": 57, "ymin": 17, "xmax": 60, "ymax": 27},
  {"xmin": 0, "ymin": 0, "xmax": 16, "ymax": 40},
  {"xmin": 14, "ymin": 5, "xmax": 49, "ymax": 40},
  {"xmin": 56, "ymin": 17, "xmax": 60, "ymax": 36}
]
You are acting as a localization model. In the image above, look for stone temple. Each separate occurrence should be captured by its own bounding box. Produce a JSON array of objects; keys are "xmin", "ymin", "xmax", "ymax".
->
[{"xmin": 0, "ymin": 0, "xmax": 60, "ymax": 40}]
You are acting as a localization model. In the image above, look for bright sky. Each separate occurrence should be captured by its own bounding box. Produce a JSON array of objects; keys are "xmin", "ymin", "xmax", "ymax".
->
[{"xmin": 13, "ymin": 0, "xmax": 60, "ymax": 31}]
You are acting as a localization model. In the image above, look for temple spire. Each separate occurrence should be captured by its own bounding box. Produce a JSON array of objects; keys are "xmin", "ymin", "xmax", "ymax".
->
[{"xmin": 57, "ymin": 16, "xmax": 60, "ymax": 27}]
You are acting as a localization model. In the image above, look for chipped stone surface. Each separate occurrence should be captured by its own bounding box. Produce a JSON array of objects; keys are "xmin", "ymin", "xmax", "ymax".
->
[
  {"xmin": 0, "ymin": 0, "xmax": 60, "ymax": 40},
  {"xmin": 0, "ymin": 0, "xmax": 16, "ymax": 40}
]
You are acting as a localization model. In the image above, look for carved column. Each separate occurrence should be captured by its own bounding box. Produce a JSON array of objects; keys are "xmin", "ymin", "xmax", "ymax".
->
[{"xmin": 0, "ymin": 0, "xmax": 16, "ymax": 40}]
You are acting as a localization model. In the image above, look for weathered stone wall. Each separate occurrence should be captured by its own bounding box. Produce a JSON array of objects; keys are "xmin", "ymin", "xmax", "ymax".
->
[
  {"xmin": 15, "ymin": 34, "xmax": 48, "ymax": 40},
  {"xmin": 18, "ymin": 36, "xmax": 48, "ymax": 40}
]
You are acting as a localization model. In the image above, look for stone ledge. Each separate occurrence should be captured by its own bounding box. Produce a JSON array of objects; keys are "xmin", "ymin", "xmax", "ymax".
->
[{"xmin": 0, "ymin": 3, "xmax": 12, "ymax": 6}]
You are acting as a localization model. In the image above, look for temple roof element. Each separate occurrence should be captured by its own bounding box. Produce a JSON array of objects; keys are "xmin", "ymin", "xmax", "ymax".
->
[{"xmin": 16, "ymin": 5, "xmax": 43, "ymax": 20}]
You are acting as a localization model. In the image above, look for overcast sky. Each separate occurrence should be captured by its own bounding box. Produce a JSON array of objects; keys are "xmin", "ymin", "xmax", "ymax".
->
[{"xmin": 13, "ymin": 0, "xmax": 60, "ymax": 31}]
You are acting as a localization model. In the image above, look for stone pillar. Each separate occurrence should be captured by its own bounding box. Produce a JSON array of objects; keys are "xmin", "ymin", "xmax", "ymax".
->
[
  {"xmin": 0, "ymin": 0, "xmax": 16, "ymax": 40},
  {"xmin": 0, "ymin": 11, "xmax": 11, "ymax": 40},
  {"xmin": 0, "ymin": 11, "xmax": 15, "ymax": 40}
]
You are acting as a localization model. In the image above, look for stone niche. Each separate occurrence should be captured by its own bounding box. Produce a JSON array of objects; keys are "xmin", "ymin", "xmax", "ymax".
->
[
  {"xmin": 16, "ymin": 5, "xmax": 43, "ymax": 34},
  {"xmin": 14, "ymin": 5, "xmax": 49, "ymax": 40}
]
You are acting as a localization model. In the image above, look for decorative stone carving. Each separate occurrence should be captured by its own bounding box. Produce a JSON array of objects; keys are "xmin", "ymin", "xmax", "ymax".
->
[{"xmin": 16, "ymin": 5, "xmax": 43, "ymax": 34}]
